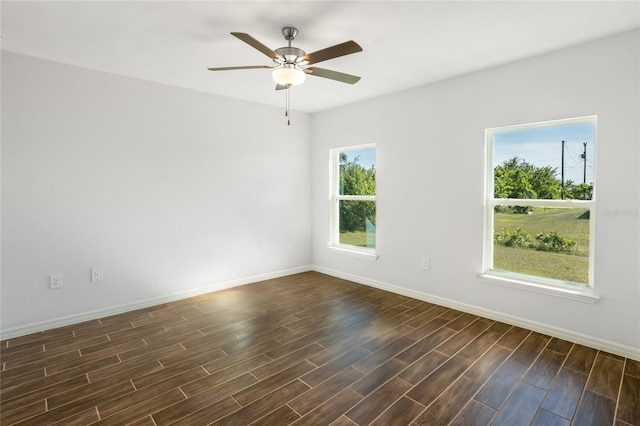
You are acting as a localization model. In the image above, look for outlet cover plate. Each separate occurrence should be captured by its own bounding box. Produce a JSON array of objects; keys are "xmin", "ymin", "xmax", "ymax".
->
[
  {"xmin": 50, "ymin": 273, "xmax": 63, "ymax": 289},
  {"xmin": 91, "ymin": 267, "xmax": 104, "ymax": 282}
]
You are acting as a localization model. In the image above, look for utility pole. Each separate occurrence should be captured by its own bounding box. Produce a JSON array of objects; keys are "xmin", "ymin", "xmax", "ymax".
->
[
  {"xmin": 561, "ymin": 140, "xmax": 565, "ymax": 200},
  {"xmin": 581, "ymin": 142, "xmax": 587, "ymax": 184}
]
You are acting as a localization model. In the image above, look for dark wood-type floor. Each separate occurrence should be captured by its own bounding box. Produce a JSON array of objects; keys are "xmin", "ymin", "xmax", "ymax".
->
[{"xmin": 1, "ymin": 272, "xmax": 638, "ymax": 425}]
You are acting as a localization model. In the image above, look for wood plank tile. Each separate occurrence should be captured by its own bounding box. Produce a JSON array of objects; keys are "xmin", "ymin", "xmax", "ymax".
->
[
  {"xmin": 564, "ymin": 344, "xmax": 598, "ymax": 374},
  {"xmin": 1, "ymin": 374, "xmax": 89, "ymax": 413},
  {"xmin": 406, "ymin": 355, "xmax": 473, "ymax": 406},
  {"xmin": 414, "ymin": 376, "xmax": 482, "ymax": 425},
  {"xmin": 616, "ymin": 373, "xmax": 640, "ymax": 425},
  {"xmin": 487, "ymin": 321, "xmax": 512, "ymax": 335},
  {"xmin": 508, "ymin": 333, "xmax": 549, "ymax": 368},
  {"xmin": 495, "ymin": 326, "xmax": 530, "ymax": 350},
  {"xmin": 457, "ymin": 330, "xmax": 502, "ymax": 360},
  {"xmin": 531, "ymin": 409, "xmax": 571, "ymax": 426},
  {"xmin": 308, "ymin": 334, "xmax": 372, "ymax": 367},
  {"xmin": 165, "ymin": 396, "xmax": 241, "ymax": 426},
  {"xmin": 268, "ymin": 329, "xmax": 330, "ymax": 358},
  {"xmin": 464, "ymin": 344, "xmax": 511, "ymax": 384},
  {"xmin": 47, "ymin": 374, "xmax": 137, "ymax": 410},
  {"xmin": 331, "ymin": 415, "xmax": 359, "ymax": 426},
  {"xmin": 586, "ymin": 352, "xmax": 624, "ymax": 399},
  {"xmin": 153, "ymin": 374, "xmax": 256, "ymax": 425},
  {"xmin": 360, "ymin": 324, "xmax": 414, "ymax": 352},
  {"xmin": 446, "ymin": 313, "xmax": 480, "ymax": 331},
  {"xmin": 395, "ymin": 326, "xmax": 457, "ymax": 364},
  {"xmin": 211, "ymin": 380, "xmax": 310, "ymax": 425},
  {"xmin": 437, "ymin": 321, "xmax": 492, "ymax": 357},
  {"xmin": 0, "ymin": 367, "xmax": 45, "ymax": 390},
  {"xmin": 53, "ymin": 407, "xmax": 101, "ymax": 425},
  {"xmin": 523, "ymin": 348, "xmax": 565, "ymax": 390},
  {"xmin": 252, "ymin": 343, "xmax": 325, "ymax": 380},
  {"xmin": 291, "ymin": 388, "xmax": 362, "ymax": 426},
  {"xmin": 131, "ymin": 360, "xmax": 212, "ymax": 390},
  {"xmin": 0, "ymin": 399, "xmax": 46, "ymax": 425},
  {"xmin": 397, "ymin": 350, "xmax": 449, "ymax": 385},
  {"xmin": 368, "ymin": 396, "xmax": 424, "ymax": 426},
  {"xmin": 0, "ymin": 343, "xmax": 45, "ymax": 364},
  {"xmin": 87, "ymin": 355, "xmax": 163, "ymax": 383},
  {"xmin": 301, "ymin": 347, "xmax": 370, "ymax": 387},
  {"xmin": 573, "ymin": 390, "xmax": 617, "ymax": 426},
  {"xmin": 350, "ymin": 357, "xmax": 408, "ymax": 396},
  {"xmin": 181, "ymin": 355, "xmax": 269, "ymax": 397},
  {"xmin": 233, "ymin": 360, "xmax": 316, "ymax": 405},
  {"xmin": 541, "ymin": 367, "xmax": 588, "ymax": 420},
  {"xmin": 3, "ymin": 348, "xmax": 82, "ymax": 372},
  {"xmin": 450, "ymin": 400, "xmax": 497, "ymax": 425},
  {"xmin": 97, "ymin": 371, "xmax": 196, "ymax": 418},
  {"xmin": 0, "ymin": 273, "xmax": 637, "ymax": 426},
  {"xmin": 625, "ymin": 359, "xmax": 640, "ymax": 379},
  {"xmin": 546, "ymin": 337, "xmax": 573, "ymax": 355},
  {"xmin": 403, "ymin": 306, "xmax": 450, "ymax": 329},
  {"xmin": 345, "ymin": 377, "xmax": 411, "ymax": 425},
  {"xmin": 251, "ymin": 404, "xmax": 301, "ymax": 425},
  {"xmin": 40, "ymin": 381, "xmax": 136, "ymax": 424},
  {"xmin": 404, "ymin": 316, "xmax": 450, "ymax": 341},
  {"xmin": 491, "ymin": 382, "xmax": 546, "ymax": 425},
  {"xmin": 474, "ymin": 361, "xmax": 526, "ymax": 410},
  {"xmin": 352, "ymin": 335, "xmax": 416, "ymax": 373},
  {"xmin": 288, "ymin": 367, "xmax": 365, "ymax": 416}
]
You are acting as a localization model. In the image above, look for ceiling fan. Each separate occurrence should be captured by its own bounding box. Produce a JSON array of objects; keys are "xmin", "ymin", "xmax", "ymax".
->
[{"xmin": 208, "ymin": 27, "xmax": 363, "ymax": 90}]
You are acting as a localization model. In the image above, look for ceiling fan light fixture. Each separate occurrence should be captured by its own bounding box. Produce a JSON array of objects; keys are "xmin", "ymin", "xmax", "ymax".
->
[{"xmin": 272, "ymin": 64, "xmax": 306, "ymax": 87}]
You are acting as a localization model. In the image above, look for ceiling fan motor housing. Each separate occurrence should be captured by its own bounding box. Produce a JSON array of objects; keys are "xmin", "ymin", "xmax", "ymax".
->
[{"xmin": 275, "ymin": 46, "xmax": 305, "ymax": 63}]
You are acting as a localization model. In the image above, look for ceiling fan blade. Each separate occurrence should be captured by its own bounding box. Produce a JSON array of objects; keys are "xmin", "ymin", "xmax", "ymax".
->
[
  {"xmin": 231, "ymin": 32, "xmax": 281, "ymax": 61},
  {"xmin": 208, "ymin": 65, "xmax": 274, "ymax": 71},
  {"xmin": 302, "ymin": 40, "xmax": 362, "ymax": 65},
  {"xmin": 306, "ymin": 67, "xmax": 361, "ymax": 84}
]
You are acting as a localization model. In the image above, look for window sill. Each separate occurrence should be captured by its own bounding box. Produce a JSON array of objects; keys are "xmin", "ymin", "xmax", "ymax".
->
[
  {"xmin": 329, "ymin": 245, "xmax": 379, "ymax": 261},
  {"xmin": 478, "ymin": 272, "xmax": 600, "ymax": 304}
]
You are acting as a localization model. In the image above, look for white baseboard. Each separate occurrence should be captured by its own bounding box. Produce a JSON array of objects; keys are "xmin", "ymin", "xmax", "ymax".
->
[
  {"xmin": 0, "ymin": 265, "xmax": 312, "ymax": 341},
  {"xmin": 312, "ymin": 265, "xmax": 640, "ymax": 361}
]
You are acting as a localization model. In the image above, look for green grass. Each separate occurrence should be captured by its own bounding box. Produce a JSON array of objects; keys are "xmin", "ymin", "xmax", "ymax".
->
[
  {"xmin": 339, "ymin": 231, "xmax": 373, "ymax": 248},
  {"xmin": 493, "ymin": 207, "xmax": 590, "ymax": 284}
]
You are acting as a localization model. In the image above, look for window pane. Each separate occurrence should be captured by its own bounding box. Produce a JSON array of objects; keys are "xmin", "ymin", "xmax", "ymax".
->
[
  {"xmin": 492, "ymin": 207, "xmax": 590, "ymax": 284},
  {"xmin": 493, "ymin": 121, "xmax": 595, "ymax": 200},
  {"xmin": 339, "ymin": 147, "xmax": 376, "ymax": 196},
  {"xmin": 339, "ymin": 200, "xmax": 376, "ymax": 248}
]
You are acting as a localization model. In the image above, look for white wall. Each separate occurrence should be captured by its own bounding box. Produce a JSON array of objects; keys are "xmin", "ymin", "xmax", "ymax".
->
[
  {"xmin": 311, "ymin": 30, "xmax": 640, "ymax": 355},
  {"xmin": 1, "ymin": 52, "xmax": 312, "ymax": 333}
]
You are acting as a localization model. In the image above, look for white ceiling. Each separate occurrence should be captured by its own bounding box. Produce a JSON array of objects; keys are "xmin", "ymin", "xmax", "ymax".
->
[{"xmin": 2, "ymin": 1, "xmax": 639, "ymax": 113}]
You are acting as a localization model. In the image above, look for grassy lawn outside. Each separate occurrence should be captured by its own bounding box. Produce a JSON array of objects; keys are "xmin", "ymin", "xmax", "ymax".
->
[
  {"xmin": 339, "ymin": 231, "xmax": 370, "ymax": 247},
  {"xmin": 493, "ymin": 207, "xmax": 590, "ymax": 284},
  {"xmin": 339, "ymin": 208, "xmax": 590, "ymax": 284}
]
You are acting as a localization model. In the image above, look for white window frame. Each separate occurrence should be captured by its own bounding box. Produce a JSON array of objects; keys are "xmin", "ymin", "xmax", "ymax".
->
[
  {"xmin": 329, "ymin": 144, "xmax": 378, "ymax": 260},
  {"xmin": 480, "ymin": 116, "xmax": 599, "ymax": 303}
]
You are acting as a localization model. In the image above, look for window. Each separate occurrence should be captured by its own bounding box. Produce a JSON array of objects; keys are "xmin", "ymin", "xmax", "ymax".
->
[
  {"xmin": 330, "ymin": 144, "xmax": 376, "ymax": 257},
  {"xmin": 482, "ymin": 117, "xmax": 597, "ymax": 297}
]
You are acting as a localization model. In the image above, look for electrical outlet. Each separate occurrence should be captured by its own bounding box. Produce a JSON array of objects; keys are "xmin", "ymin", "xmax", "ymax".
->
[
  {"xmin": 91, "ymin": 267, "xmax": 104, "ymax": 282},
  {"xmin": 287, "ymin": 242, "xmax": 293, "ymax": 251},
  {"xmin": 50, "ymin": 273, "xmax": 63, "ymax": 289},
  {"xmin": 421, "ymin": 256, "xmax": 430, "ymax": 271}
]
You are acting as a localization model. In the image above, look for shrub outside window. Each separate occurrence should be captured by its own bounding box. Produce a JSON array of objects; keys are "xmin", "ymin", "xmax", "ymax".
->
[
  {"xmin": 330, "ymin": 145, "xmax": 376, "ymax": 255},
  {"xmin": 483, "ymin": 117, "xmax": 596, "ymax": 290}
]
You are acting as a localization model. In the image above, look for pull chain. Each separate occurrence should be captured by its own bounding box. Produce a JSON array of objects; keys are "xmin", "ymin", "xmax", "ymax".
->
[{"xmin": 285, "ymin": 87, "xmax": 291, "ymax": 126}]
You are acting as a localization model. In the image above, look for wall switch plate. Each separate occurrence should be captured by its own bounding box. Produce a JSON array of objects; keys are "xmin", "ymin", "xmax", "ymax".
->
[
  {"xmin": 50, "ymin": 273, "xmax": 63, "ymax": 289},
  {"xmin": 91, "ymin": 267, "xmax": 104, "ymax": 282},
  {"xmin": 287, "ymin": 242, "xmax": 293, "ymax": 251}
]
